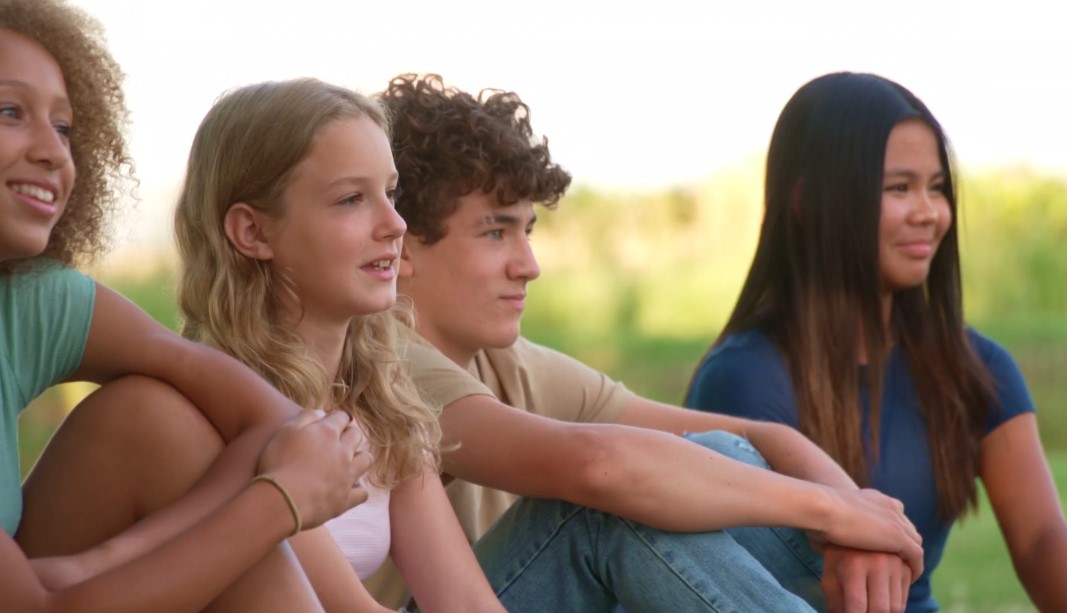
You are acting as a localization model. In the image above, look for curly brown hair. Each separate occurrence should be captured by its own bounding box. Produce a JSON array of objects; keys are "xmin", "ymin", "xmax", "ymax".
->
[
  {"xmin": 1, "ymin": 0, "xmax": 133, "ymax": 273},
  {"xmin": 377, "ymin": 74, "xmax": 571, "ymax": 243}
]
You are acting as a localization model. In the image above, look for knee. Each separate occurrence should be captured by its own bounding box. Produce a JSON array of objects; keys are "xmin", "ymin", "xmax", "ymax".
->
[
  {"xmin": 61, "ymin": 375, "xmax": 223, "ymax": 472},
  {"xmin": 683, "ymin": 430, "xmax": 770, "ymax": 469},
  {"xmin": 70, "ymin": 375, "xmax": 215, "ymax": 438}
]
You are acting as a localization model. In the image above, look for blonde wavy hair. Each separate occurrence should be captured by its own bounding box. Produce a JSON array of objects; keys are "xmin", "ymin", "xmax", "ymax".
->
[
  {"xmin": 0, "ymin": 0, "xmax": 133, "ymax": 273},
  {"xmin": 174, "ymin": 78, "xmax": 439, "ymax": 487}
]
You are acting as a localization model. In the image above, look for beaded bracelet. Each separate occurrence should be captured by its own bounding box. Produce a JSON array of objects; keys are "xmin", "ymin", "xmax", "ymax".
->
[{"xmin": 251, "ymin": 474, "xmax": 302, "ymax": 537}]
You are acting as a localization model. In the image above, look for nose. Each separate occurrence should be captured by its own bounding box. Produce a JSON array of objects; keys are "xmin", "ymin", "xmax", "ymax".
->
[
  {"xmin": 507, "ymin": 235, "xmax": 541, "ymax": 282},
  {"xmin": 374, "ymin": 198, "xmax": 407, "ymax": 242},
  {"xmin": 29, "ymin": 120, "xmax": 73, "ymax": 172},
  {"xmin": 910, "ymin": 190, "xmax": 941, "ymax": 227}
]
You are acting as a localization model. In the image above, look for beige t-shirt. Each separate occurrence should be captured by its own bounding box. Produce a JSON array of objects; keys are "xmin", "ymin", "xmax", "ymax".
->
[{"xmin": 364, "ymin": 335, "xmax": 636, "ymax": 606}]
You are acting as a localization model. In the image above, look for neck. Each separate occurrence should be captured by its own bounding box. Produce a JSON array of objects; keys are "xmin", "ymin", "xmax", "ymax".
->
[
  {"xmin": 417, "ymin": 326, "xmax": 477, "ymax": 368},
  {"xmin": 292, "ymin": 315, "xmax": 349, "ymax": 385}
]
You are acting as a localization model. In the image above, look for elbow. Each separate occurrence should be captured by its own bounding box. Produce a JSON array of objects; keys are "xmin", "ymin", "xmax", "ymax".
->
[{"xmin": 563, "ymin": 427, "xmax": 635, "ymax": 505}]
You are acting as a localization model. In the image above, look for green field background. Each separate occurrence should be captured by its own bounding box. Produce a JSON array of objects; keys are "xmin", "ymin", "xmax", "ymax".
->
[{"xmin": 17, "ymin": 163, "xmax": 1066, "ymax": 610}]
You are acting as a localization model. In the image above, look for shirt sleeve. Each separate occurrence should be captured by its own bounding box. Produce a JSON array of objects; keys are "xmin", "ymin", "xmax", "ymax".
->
[
  {"xmin": 968, "ymin": 330, "xmax": 1036, "ymax": 435},
  {"xmin": 4, "ymin": 263, "xmax": 95, "ymax": 406},
  {"xmin": 684, "ymin": 332, "xmax": 800, "ymax": 428},
  {"xmin": 401, "ymin": 338, "xmax": 495, "ymax": 408},
  {"xmin": 506, "ymin": 338, "xmax": 636, "ymax": 424}
]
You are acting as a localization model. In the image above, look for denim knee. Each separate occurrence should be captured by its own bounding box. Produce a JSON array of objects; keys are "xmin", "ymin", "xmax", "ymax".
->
[{"xmin": 683, "ymin": 430, "xmax": 770, "ymax": 469}]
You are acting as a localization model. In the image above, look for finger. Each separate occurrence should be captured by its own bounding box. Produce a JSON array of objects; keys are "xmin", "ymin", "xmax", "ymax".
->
[
  {"xmin": 899, "ymin": 541, "xmax": 924, "ymax": 581},
  {"xmin": 840, "ymin": 569, "xmax": 867, "ymax": 613},
  {"xmin": 822, "ymin": 569, "xmax": 843, "ymax": 613},
  {"xmin": 286, "ymin": 408, "xmax": 326, "ymax": 429},
  {"xmin": 340, "ymin": 422, "xmax": 364, "ymax": 450},
  {"xmin": 865, "ymin": 564, "xmax": 890, "ymax": 613},
  {"xmin": 351, "ymin": 450, "xmax": 373, "ymax": 478},
  {"xmin": 897, "ymin": 560, "xmax": 912, "ymax": 609},
  {"xmin": 317, "ymin": 408, "xmax": 354, "ymax": 435},
  {"xmin": 890, "ymin": 570, "xmax": 906, "ymax": 613},
  {"xmin": 349, "ymin": 484, "xmax": 369, "ymax": 508}
]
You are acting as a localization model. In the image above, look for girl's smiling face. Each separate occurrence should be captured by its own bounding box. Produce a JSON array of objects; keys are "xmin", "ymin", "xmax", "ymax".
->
[
  {"xmin": 256, "ymin": 116, "xmax": 406, "ymax": 328},
  {"xmin": 0, "ymin": 29, "xmax": 75, "ymax": 262},
  {"xmin": 878, "ymin": 118, "xmax": 952, "ymax": 294}
]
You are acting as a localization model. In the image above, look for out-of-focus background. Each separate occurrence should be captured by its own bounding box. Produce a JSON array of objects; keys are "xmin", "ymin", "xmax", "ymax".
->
[{"xmin": 19, "ymin": 1, "xmax": 1067, "ymax": 610}]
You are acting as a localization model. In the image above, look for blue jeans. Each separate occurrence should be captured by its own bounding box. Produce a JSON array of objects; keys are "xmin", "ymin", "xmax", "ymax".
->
[{"xmin": 472, "ymin": 430, "xmax": 826, "ymax": 612}]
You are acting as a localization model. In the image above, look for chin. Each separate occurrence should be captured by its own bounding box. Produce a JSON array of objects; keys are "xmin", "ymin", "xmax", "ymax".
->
[{"xmin": 484, "ymin": 328, "xmax": 521, "ymax": 349}]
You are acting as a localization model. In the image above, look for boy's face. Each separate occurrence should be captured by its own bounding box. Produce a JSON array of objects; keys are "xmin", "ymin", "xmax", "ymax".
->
[{"xmin": 399, "ymin": 190, "xmax": 540, "ymax": 365}]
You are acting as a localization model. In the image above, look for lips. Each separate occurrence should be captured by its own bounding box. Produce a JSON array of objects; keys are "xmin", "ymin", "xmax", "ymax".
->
[
  {"xmin": 897, "ymin": 240, "xmax": 935, "ymax": 258},
  {"xmin": 8, "ymin": 180, "xmax": 62, "ymax": 218},
  {"xmin": 500, "ymin": 293, "xmax": 526, "ymax": 311},
  {"xmin": 10, "ymin": 182, "xmax": 58, "ymax": 204}
]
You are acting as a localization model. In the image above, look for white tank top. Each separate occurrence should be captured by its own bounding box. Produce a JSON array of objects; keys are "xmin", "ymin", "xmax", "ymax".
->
[{"xmin": 323, "ymin": 442, "xmax": 391, "ymax": 579}]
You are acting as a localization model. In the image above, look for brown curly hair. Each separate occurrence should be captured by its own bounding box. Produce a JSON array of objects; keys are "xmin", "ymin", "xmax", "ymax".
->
[
  {"xmin": 377, "ymin": 74, "xmax": 571, "ymax": 243},
  {"xmin": 1, "ymin": 0, "xmax": 133, "ymax": 273}
]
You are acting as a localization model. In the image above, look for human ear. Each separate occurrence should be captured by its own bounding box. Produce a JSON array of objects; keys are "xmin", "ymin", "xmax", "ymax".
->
[{"xmin": 223, "ymin": 203, "xmax": 274, "ymax": 260}]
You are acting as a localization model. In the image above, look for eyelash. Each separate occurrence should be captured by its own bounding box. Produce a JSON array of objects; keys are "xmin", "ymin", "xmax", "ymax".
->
[
  {"xmin": 1, "ymin": 103, "xmax": 73, "ymax": 142},
  {"xmin": 884, "ymin": 183, "xmax": 945, "ymax": 194}
]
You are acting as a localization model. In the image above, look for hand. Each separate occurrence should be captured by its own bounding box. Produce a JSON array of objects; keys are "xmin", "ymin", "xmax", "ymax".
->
[
  {"xmin": 822, "ymin": 545, "xmax": 912, "ymax": 613},
  {"xmin": 257, "ymin": 409, "xmax": 372, "ymax": 530},
  {"xmin": 810, "ymin": 488, "xmax": 923, "ymax": 581}
]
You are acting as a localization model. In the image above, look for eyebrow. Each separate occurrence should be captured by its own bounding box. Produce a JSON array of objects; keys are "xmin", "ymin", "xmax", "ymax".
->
[
  {"xmin": 474, "ymin": 212, "xmax": 538, "ymax": 228},
  {"xmin": 326, "ymin": 172, "xmax": 399, "ymax": 190},
  {"xmin": 0, "ymin": 80, "xmax": 73, "ymax": 113},
  {"xmin": 883, "ymin": 168, "xmax": 944, "ymax": 180}
]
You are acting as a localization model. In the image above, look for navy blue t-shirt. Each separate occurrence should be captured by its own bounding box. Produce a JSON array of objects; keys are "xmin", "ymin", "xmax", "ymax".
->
[{"xmin": 685, "ymin": 328, "xmax": 1035, "ymax": 612}]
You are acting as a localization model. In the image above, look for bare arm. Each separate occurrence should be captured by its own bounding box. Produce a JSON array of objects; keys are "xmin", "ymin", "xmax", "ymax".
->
[
  {"xmin": 288, "ymin": 527, "xmax": 389, "ymax": 613},
  {"xmin": 7, "ymin": 410, "xmax": 368, "ymax": 611},
  {"xmin": 439, "ymin": 394, "xmax": 922, "ymax": 576},
  {"xmin": 73, "ymin": 282, "xmax": 305, "ymax": 441},
  {"xmin": 619, "ymin": 397, "xmax": 917, "ymax": 611},
  {"xmin": 33, "ymin": 283, "xmax": 352, "ymax": 582},
  {"xmin": 981, "ymin": 413, "xmax": 1067, "ymax": 611},
  {"xmin": 390, "ymin": 466, "xmax": 504, "ymax": 613},
  {"xmin": 617, "ymin": 397, "xmax": 858, "ymax": 490}
]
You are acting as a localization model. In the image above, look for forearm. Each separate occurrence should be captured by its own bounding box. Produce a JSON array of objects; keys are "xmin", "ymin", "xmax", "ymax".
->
[
  {"xmin": 615, "ymin": 399, "xmax": 856, "ymax": 490},
  {"xmin": 568, "ymin": 425, "xmax": 840, "ymax": 532},
  {"xmin": 391, "ymin": 469, "xmax": 504, "ymax": 613},
  {"xmin": 1014, "ymin": 525, "xmax": 1067, "ymax": 611},
  {"xmin": 140, "ymin": 334, "xmax": 295, "ymax": 441},
  {"xmin": 77, "ymin": 286, "xmax": 300, "ymax": 442},
  {"xmin": 743, "ymin": 422, "xmax": 858, "ymax": 490},
  {"xmin": 28, "ymin": 482, "xmax": 294, "ymax": 613},
  {"xmin": 50, "ymin": 422, "xmax": 275, "ymax": 584}
]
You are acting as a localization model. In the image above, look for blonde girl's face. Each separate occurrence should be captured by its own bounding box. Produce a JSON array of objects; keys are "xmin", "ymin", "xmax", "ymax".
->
[
  {"xmin": 878, "ymin": 118, "xmax": 953, "ymax": 293},
  {"xmin": 0, "ymin": 29, "xmax": 76, "ymax": 262},
  {"xmin": 261, "ymin": 116, "xmax": 406, "ymax": 327}
]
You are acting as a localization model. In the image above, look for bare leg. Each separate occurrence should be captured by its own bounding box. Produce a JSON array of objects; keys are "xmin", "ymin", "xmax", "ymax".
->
[{"xmin": 18, "ymin": 375, "xmax": 323, "ymax": 612}]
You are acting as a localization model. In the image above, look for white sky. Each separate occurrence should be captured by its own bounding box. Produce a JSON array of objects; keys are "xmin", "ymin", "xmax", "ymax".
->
[{"xmin": 72, "ymin": 0, "xmax": 1067, "ymax": 254}]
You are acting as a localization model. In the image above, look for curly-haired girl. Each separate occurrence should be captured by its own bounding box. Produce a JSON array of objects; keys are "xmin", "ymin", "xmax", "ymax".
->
[{"xmin": 2, "ymin": 1, "xmax": 369, "ymax": 610}]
